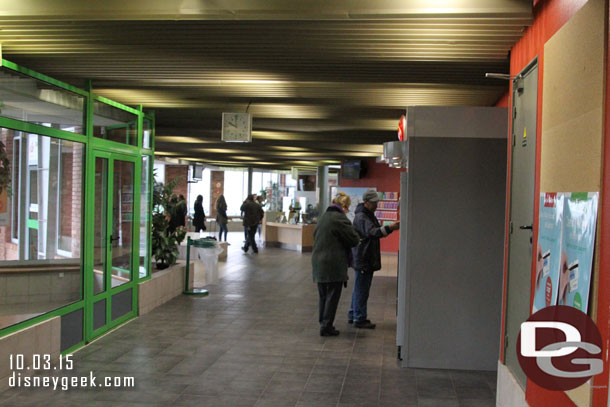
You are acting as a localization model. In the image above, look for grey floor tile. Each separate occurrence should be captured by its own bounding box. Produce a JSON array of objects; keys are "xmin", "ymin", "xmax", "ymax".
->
[
  {"xmin": 418, "ymin": 397, "xmax": 460, "ymax": 407},
  {"xmin": 458, "ymin": 397, "xmax": 496, "ymax": 407},
  {"xmin": 16, "ymin": 239, "xmax": 500, "ymax": 407},
  {"xmin": 255, "ymin": 399, "xmax": 298, "ymax": 407}
]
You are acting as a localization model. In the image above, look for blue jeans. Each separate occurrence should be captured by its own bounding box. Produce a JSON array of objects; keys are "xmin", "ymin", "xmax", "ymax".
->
[
  {"xmin": 348, "ymin": 269, "xmax": 374, "ymax": 322},
  {"xmin": 218, "ymin": 223, "xmax": 228, "ymax": 241}
]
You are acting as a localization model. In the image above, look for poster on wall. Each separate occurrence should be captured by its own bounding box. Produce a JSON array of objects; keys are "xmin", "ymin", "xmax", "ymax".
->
[
  {"xmin": 331, "ymin": 187, "xmax": 375, "ymax": 221},
  {"xmin": 557, "ymin": 192, "xmax": 598, "ymax": 312},
  {"xmin": 210, "ymin": 171, "xmax": 224, "ymax": 218},
  {"xmin": 532, "ymin": 193, "xmax": 564, "ymax": 313}
]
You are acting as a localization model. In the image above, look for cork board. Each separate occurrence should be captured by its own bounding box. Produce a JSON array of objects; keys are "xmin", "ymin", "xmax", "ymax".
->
[
  {"xmin": 541, "ymin": 1, "xmax": 604, "ymax": 405},
  {"xmin": 540, "ymin": 0, "xmax": 604, "ymax": 193}
]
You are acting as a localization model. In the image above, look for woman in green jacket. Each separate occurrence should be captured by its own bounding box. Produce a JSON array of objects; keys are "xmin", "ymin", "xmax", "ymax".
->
[{"xmin": 311, "ymin": 192, "xmax": 360, "ymax": 337}]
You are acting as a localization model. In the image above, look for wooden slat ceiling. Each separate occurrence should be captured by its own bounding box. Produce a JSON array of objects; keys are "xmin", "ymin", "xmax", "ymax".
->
[{"xmin": 0, "ymin": 0, "xmax": 531, "ymax": 169}]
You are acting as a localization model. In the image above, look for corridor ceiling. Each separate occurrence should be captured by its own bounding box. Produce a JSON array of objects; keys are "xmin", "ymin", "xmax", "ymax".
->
[{"xmin": 0, "ymin": 0, "xmax": 531, "ymax": 169}]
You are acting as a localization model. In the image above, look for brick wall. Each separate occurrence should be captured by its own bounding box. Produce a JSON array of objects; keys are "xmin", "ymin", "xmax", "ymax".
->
[{"xmin": 165, "ymin": 165, "xmax": 188, "ymax": 197}]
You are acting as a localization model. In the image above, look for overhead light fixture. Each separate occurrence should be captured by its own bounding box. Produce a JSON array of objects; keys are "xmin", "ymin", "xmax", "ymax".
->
[{"xmin": 382, "ymin": 141, "xmax": 408, "ymax": 169}]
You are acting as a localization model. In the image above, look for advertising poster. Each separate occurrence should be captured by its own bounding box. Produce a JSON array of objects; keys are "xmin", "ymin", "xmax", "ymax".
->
[
  {"xmin": 532, "ymin": 193, "xmax": 564, "ymax": 313},
  {"xmin": 332, "ymin": 187, "xmax": 374, "ymax": 222},
  {"xmin": 557, "ymin": 192, "xmax": 599, "ymax": 312}
]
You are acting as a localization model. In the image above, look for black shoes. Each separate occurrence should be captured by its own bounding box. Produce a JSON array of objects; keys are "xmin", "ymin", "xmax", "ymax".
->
[
  {"xmin": 242, "ymin": 246, "xmax": 248, "ymax": 253},
  {"xmin": 354, "ymin": 320, "xmax": 376, "ymax": 329},
  {"xmin": 320, "ymin": 327, "xmax": 340, "ymax": 337}
]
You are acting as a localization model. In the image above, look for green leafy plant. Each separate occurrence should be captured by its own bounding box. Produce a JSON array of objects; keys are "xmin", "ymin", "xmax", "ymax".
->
[
  {"xmin": 151, "ymin": 174, "xmax": 186, "ymax": 269},
  {"xmin": 0, "ymin": 140, "xmax": 11, "ymax": 196}
]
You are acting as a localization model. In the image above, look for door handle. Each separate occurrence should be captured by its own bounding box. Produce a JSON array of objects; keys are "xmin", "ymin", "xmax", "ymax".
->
[
  {"xmin": 519, "ymin": 225, "xmax": 533, "ymax": 230},
  {"xmin": 109, "ymin": 235, "xmax": 119, "ymax": 243}
]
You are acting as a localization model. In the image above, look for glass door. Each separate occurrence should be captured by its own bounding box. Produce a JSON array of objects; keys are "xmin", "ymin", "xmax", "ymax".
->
[{"xmin": 89, "ymin": 151, "xmax": 139, "ymax": 339}]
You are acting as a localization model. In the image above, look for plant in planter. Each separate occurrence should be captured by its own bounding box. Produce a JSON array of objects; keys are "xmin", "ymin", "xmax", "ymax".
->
[
  {"xmin": 152, "ymin": 175, "xmax": 187, "ymax": 270},
  {"xmin": 0, "ymin": 140, "xmax": 11, "ymax": 196}
]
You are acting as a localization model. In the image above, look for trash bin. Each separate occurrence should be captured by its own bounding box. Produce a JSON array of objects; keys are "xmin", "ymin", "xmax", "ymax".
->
[
  {"xmin": 184, "ymin": 236, "xmax": 221, "ymax": 295},
  {"xmin": 197, "ymin": 245, "xmax": 223, "ymax": 285}
]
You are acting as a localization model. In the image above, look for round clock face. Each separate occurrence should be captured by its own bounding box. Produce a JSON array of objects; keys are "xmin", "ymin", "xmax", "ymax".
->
[{"xmin": 222, "ymin": 112, "xmax": 251, "ymax": 142}]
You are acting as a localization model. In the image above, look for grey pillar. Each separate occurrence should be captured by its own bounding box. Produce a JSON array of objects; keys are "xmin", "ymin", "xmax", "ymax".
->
[
  {"xmin": 247, "ymin": 167, "xmax": 253, "ymax": 196},
  {"xmin": 317, "ymin": 166, "xmax": 328, "ymax": 214}
]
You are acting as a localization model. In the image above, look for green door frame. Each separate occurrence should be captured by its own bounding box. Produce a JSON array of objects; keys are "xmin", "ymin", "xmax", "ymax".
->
[
  {"xmin": 86, "ymin": 150, "xmax": 141, "ymax": 341},
  {"xmin": 0, "ymin": 58, "xmax": 154, "ymax": 352}
]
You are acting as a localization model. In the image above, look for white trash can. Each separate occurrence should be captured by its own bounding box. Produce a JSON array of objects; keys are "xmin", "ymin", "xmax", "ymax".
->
[{"xmin": 197, "ymin": 244, "xmax": 223, "ymax": 285}]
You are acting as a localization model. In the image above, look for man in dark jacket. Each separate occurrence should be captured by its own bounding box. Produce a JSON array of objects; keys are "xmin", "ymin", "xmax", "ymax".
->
[
  {"xmin": 348, "ymin": 190, "xmax": 399, "ymax": 329},
  {"xmin": 240, "ymin": 194, "xmax": 264, "ymax": 253}
]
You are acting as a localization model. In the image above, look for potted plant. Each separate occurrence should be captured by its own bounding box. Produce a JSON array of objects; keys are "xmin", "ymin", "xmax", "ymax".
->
[
  {"xmin": 152, "ymin": 175, "xmax": 187, "ymax": 270},
  {"xmin": 0, "ymin": 140, "xmax": 11, "ymax": 196}
]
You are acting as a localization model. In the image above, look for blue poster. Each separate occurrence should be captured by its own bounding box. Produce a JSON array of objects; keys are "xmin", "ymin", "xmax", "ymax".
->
[
  {"xmin": 557, "ymin": 192, "xmax": 599, "ymax": 312},
  {"xmin": 532, "ymin": 193, "xmax": 564, "ymax": 313},
  {"xmin": 332, "ymin": 187, "xmax": 375, "ymax": 222}
]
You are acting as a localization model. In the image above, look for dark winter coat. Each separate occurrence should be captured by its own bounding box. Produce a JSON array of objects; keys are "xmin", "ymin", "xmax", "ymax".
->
[
  {"xmin": 311, "ymin": 205, "xmax": 360, "ymax": 283},
  {"xmin": 216, "ymin": 199, "xmax": 228, "ymax": 225},
  {"xmin": 351, "ymin": 203, "xmax": 393, "ymax": 272},
  {"xmin": 240, "ymin": 200, "xmax": 264, "ymax": 227},
  {"xmin": 193, "ymin": 201, "xmax": 206, "ymax": 230}
]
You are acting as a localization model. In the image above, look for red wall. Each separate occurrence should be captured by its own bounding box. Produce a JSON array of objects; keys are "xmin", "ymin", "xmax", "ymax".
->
[
  {"xmin": 499, "ymin": 0, "xmax": 593, "ymax": 406},
  {"xmin": 339, "ymin": 158, "xmax": 402, "ymax": 253},
  {"xmin": 494, "ymin": 91, "xmax": 510, "ymax": 108}
]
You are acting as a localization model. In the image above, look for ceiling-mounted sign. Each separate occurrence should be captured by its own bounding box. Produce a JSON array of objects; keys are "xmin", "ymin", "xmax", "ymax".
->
[
  {"xmin": 397, "ymin": 115, "xmax": 407, "ymax": 141},
  {"xmin": 221, "ymin": 112, "xmax": 252, "ymax": 142}
]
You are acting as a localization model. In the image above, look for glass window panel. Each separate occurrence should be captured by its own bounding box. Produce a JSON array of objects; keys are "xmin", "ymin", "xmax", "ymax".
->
[
  {"xmin": 252, "ymin": 171, "xmax": 263, "ymax": 197},
  {"xmin": 153, "ymin": 161, "xmax": 165, "ymax": 184},
  {"xmin": 0, "ymin": 128, "xmax": 84, "ymax": 329},
  {"xmin": 10, "ymin": 134, "xmax": 20, "ymax": 241},
  {"xmin": 93, "ymin": 101, "xmax": 137, "ymax": 146},
  {"xmin": 111, "ymin": 160, "xmax": 134, "ymax": 288},
  {"xmin": 143, "ymin": 118, "xmax": 152, "ymax": 149},
  {"xmin": 93, "ymin": 158, "xmax": 108, "ymax": 295},
  {"xmin": 57, "ymin": 143, "xmax": 78, "ymax": 254},
  {"xmin": 0, "ymin": 68, "xmax": 85, "ymax": 134},
  {"xmin": 223, "ymin": 169, "xmax": 246, "ymax": 217},
  {"xmin": 139, "ymin": 156, "xmax": 150, "ymax": 279},
  {"xmin": 187, "ymin": 168, "xmax": 211, "ymax": 218}
]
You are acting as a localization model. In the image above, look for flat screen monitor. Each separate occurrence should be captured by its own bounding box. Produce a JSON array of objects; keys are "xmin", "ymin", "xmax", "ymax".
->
[
  {"xmin": 341, "ymin": 160, "xmax": 362, "ymax": 179},
  {"xmin": 192, "ymin": 164, "xmax": 203, "ymax": 181}
]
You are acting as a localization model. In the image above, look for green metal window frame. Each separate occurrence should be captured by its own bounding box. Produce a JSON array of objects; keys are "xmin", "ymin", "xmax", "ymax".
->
[{"xmin": 0, "ymin": 59, "xmax": 154, "ymax": 348}]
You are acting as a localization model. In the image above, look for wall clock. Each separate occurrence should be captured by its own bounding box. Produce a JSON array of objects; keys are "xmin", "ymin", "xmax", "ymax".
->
[{"xmin": 221, "ymin": 112, "xmax": 251, "ymax": 142}]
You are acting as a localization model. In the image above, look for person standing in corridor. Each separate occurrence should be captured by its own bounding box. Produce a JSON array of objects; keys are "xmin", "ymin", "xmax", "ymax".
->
[
  {"xmin": 312, "ymin": 192, "xmax": 360, "ymax": 337},
  {"xmin": 241, "ymin": 194, "xmax": 264, "ymax": 253},
  {"xmin": 193, "ymin": 195, "xmax": 206, "ymax": 233},
  {"xmin": 348, "ymin": 190, "xmax": 399, "ymax": 329},
  {"xmin": 215, "ymin": 194, "xmax": 228, "ymax": 242}
]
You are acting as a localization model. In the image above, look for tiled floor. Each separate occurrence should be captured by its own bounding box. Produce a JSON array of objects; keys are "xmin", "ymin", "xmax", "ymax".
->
[{"xmin": 1, "ymin": 232, "xmax": 497, "ymax": 407}]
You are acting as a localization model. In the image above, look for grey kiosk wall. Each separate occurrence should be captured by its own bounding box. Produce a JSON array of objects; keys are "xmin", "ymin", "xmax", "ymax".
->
[{"xmin": 395, "ymin": 106, "xmax": 507, "ymax": 371}]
